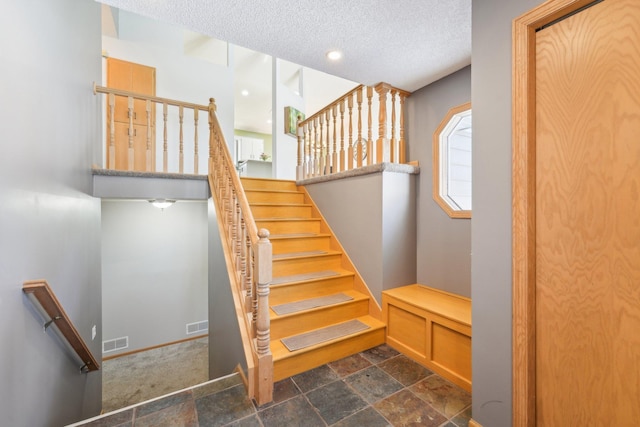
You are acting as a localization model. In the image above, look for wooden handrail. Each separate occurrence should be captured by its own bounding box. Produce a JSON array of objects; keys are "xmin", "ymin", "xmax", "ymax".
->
[
  {"xmin": 207, "ymin": 100, "xmax": 273, "ymax": 405},
  {"xmin": 296, "ymin": 82, "xmax": 410, "ymax": 180},
  {"xmin": 23, "ymin": 280, "xmax": 99, "ymax": 373},
  {"xmin": 93, "ymin": 83, "xmax": 209, "ymax": 113}
]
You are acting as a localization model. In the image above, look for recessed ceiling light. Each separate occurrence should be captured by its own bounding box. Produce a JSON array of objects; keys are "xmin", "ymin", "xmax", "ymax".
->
[
  {"xmin": 241, "ymin": 89, "xmax": 249, "ymax": 96},
  {"xmin": 326, "ymin": 50, "xmax": 342, "ymax": 61}
]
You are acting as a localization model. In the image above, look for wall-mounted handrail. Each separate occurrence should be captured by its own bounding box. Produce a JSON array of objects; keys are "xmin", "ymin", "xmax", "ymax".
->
[
  {"xmin": 93, "ymin": 83, "xmax": 209, "ymax": 174},
  {"xmin": 207, "ymin": 100, "xmax": 273, "ymax": 405},
  {"xmin": 23, "ymin": 280, "xmax": 99, "ymax": 373},
  {"xmin": 296, "ymin": 82, "xmax": 410, "ymax": 180}
]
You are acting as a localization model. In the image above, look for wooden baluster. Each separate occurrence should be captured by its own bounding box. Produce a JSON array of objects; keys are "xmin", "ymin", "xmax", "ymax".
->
[
  {"xmin": 179, "ymin": 105, "xmax": 184, "ymax": 173},
  {"xmin": 304, "ymin": 122, "xmax": 310, "ymax": 178},
  {"xmin": 399, "ymin": 92, "xmax": 407, "ymax": 163},
  {"xmin": 239, "ymin": 215, "xmax": 250, "ymax": 314},
  {"xmin": 146, "ymin": 100, "xmax": 152, "ymax": 172},
  {"xmin": 194, "ymin": 110, "xmax": 199, "ymax": 174},
  {"xmin": 347, "ymin": 94, "xmax": 354, "ymax": 170},
  {"xmin": 163, "ymin": 102, "xmax": 168, "ymax": 172},
  {"xmin": 296, "ymin": 115, "xmax": 304, "ymax": 180},
  {"xmin": 208, "ymin": 98, "xmax": 216, "ymax": 170},
  {"xmin": 127, "ymin": 96, "xmax": 134, "ymax": 171},
  {"xmin": 367, "ymin": 87, "xmax": 373, "ymax": 166},
  {"xmin": 325, "ymin": 109, "xmax": 331, "ymax": 174},
  {"xmin": 357, "ymin": 87, "xmax": 363, "ymax": 168},
  {"xmin": 108, "ymin": 93, "xmax": 115, "ymax": 170},
  {"xmin": 339, "ymin": 99, "xmax": 345, "ymax": 171},
  {"xmin": 246, "ymin": 233, "xmax": 255, "ymax": 328},
  {"xmin": 318, "ymin": 113, "xmax": 325, "ymax": 176},
  {"xmin": 332, "ymin": 105, "xmax": 338, "ymax": 174},
  {"xmin": 313, "ymin": 117, "xmax": 319, "ymax": 177},
  {"xmin": 390, "ymin": 89, "xmax": 397, "ymax": 163},
  {"xmin": 255, "ymin": 228, "xmax": 273, "ymax": 405},
  {"xmin": 375, "ymin": 83, "xmax": 390, "ymax": 163}
]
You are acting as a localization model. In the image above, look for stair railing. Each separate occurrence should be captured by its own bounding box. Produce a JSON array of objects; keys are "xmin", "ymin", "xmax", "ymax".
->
[
  {"xmin": 93, "ymin": 83, "xmax": 209, "ymax": 174},
  {"xmin": 207, "ymin": 99, "xmax": 274, "ymax": 405},
  {"xmin": 23, "ymin": 280, "xmax": 100, "ymax": 373},
  {"xmin": 296, "ymin": 83, "xmax": 410, "ymax": 180}
]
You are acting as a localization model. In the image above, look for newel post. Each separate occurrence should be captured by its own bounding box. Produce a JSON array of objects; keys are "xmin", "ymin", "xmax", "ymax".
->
[
  {"xmin": 255, "ymin": 228, "xmax": 273, "ymax": 405},
  {"xmin": 208, "ymin": 98, "xmax": 216, "ymax": 173},
  {"xmin": 375, "ymin": 83, "xmax": 391, "ymax": 163}
]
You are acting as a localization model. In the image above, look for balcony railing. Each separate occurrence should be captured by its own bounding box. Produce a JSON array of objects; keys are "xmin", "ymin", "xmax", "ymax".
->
[
  {"xmin": 296, "ymin": 83, "xmax": 410, "ymax": 180},
  {"xmin": 93, "ymin": 83, "xmax": 210, "ymax": 174}
]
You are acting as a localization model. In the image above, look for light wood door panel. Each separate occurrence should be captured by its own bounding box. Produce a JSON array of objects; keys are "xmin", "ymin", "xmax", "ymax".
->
[
  {"xmin": 106, "ymin": 58, "xmax": 156, "ymax": 171},
  {"xmin": 535, "ymin": 0, "xmax": 640, "ymax": 424}
]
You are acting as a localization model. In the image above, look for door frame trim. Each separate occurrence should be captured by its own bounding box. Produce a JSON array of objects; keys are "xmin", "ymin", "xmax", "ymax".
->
[{"xmin": 512, "ymin": 1, "xmax": 598, "ymax": 425}]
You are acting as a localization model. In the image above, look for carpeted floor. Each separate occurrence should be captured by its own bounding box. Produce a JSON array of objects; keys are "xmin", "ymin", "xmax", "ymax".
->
[{"xmin": 102, "ymin": 336, "xmax": 209, "ymax": 413}]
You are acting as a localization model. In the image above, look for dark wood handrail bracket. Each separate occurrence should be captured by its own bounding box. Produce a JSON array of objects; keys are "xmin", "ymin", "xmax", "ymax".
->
[{"xmin": 23, "ymin": 280, "xmax": 100, "ymax": 373}]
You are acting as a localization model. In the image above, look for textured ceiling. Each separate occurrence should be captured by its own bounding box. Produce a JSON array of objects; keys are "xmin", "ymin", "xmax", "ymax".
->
[{"xmin": 99, "ymin": 0, "xmax": 472, "ymax": 93}]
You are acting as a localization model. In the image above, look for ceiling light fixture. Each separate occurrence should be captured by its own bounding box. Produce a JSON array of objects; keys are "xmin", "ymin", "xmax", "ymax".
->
[
  {"xmin": 241, "ymin": 89, "xmax": 249, "ymax": 96},
  {"xmin": 326, "ymin": 50, "xmax": 342, "ymax": 61},
  {"xmin": 149, "ymin": 199, "xmax": 176, "ymax": 210}
]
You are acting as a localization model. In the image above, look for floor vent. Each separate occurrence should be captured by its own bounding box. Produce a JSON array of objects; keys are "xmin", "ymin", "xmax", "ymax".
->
[
  {"xmin": 186, "ymin": 320, "xmax": 208, "ymax": 335},
  {"xmin": 102, "ymin": 336, "xmax": 129, "ymax": 354}
]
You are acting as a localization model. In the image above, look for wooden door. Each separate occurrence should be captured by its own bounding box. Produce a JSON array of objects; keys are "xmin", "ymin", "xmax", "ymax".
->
[
  {"xmin": 106, "ymin": 58, "xmax": 156, "ymax": 171},
  {"xmin": 513, "ymin": 0, "xmax": 640, "ymax": 425}
]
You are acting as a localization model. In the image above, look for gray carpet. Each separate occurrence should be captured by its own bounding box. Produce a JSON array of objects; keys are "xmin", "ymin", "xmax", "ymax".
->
[
  {"xmin": 271, "ymin": 292, "xmax": 353, "ymax": 315},
  {"xmin": 102, "ymin": 336, "xmax": 209, "ymax": 412},
  {"xmin": 281, "ymin": 319, "xmax": 370, "ymax": 351}
]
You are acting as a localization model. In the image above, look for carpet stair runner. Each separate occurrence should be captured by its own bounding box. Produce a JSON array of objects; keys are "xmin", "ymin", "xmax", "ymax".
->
[{"xmin": 242, "ymin": 177, "xmax": 385, "ymax": 381}]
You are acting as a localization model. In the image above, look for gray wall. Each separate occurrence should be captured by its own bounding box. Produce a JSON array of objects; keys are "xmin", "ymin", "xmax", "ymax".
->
[
  {"xmin": 101, "ymin": 200, "xmax": 208, "ymax": 355},
  {"xmin": 406, "ymin": 66, "xmax": 472, "ymax": 298},
  {"xmin": 471, "ymin": 1, "xmax": 544, "ymax": 426},
  {"xmin": 0, "ymin": 0, "xmax": 103, "ymax": 425},
  {"xmin": 208, "ymin": 199, "xmax": 247, "ymax": 378},
  {"xmin": 305, "ymin": 170, "xmax": 416, "ymax": 306}
]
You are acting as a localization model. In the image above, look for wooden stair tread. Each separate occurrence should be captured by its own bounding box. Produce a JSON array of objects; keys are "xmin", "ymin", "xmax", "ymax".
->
[
  {"xmin": 255, "ymin": 218, "xmax": 320, "ymax": 222},
  {"xmin": 271, "ymin": 315, "xmax": 385, "ymax": 360},
  {"xmin": 273, "ymin": 250, "xmax": 328, "ymax": 259},
  {"xmin": 249, "ymin": 202, "xmax": 312, "ymax": 207},
  {"xmin": 272, "ymin": 249, "xmax": 341, "ymax": 261},
  {"xmin": 271, "ymin": 269, "xmax": 342, "ymax": 285},
  {"xmin": 245, "ymin": 189, "xmax": 301, "ymax": 195},
  {"xmin": 269, "ymin": 233, "xmax": 330, "ymax": 239},
  {"xmin": 270, "ymin": 289, "xmax": 368, "ymax": 318}
]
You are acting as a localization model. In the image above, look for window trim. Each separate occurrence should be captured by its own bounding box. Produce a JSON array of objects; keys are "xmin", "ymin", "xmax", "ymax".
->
[{"xmin": 432, "ymin": 102, "xmax": 472, "ymax": 219}]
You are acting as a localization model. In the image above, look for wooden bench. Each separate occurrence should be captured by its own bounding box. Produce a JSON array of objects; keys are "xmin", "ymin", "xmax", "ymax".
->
[{"xmin": 382, "ymin": 284, "xmax": 471, "ymax": 391}]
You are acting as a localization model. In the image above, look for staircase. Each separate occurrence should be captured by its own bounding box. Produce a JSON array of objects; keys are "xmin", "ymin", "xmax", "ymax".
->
[{"xmin": 241, "ymin": 176, "xmax": 385, "ymax": 381}]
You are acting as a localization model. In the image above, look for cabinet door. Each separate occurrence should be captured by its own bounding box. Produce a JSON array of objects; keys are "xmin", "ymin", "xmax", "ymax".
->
[{"xmin": 106, "ymin": 58, "xmax": 156, "ymax": 171}]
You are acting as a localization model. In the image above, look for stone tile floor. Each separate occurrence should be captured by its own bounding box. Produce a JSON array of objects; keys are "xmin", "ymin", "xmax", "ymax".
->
[{"xmin": 74, "ymin": 344, "xmax": 471, "ymax": 427}]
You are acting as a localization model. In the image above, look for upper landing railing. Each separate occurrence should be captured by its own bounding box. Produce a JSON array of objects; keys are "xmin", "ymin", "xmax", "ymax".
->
[
  {"xmin": 93, "ymin": 83, "xmax": 210, "ymax": 174},
  {"xmin": 296, "ymin": 83, "xmax": 410, "ymax": 180}
]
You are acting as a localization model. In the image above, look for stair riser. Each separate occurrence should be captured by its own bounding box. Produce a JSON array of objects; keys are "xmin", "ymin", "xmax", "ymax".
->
[
  {"xmin": 269, "ymin": 275, "xmax": 355, "ymax": 304},
  {"xmin": 251, "ymin": 205, "xmax": 312, "ymax": 219},
  {"xmin": 241, "ymin": 178, "xmax": 297, "ymax": 192},
  {"xmin": 273, "ymin": 254, "xmax": 342, "ymax": 277},
  {"xmin": 271, "ymin": 300, "xmax": 370, "ymax": 340},
  {"xmin": 273, "ymin": 328, "xmax": 386, "ymax": 381},
  {"xmin": 270, "ymin": 236, "xmax": 331, "ymax": 255},
  {"xmin": 246, "ymin": 192, "xmax": 305, "ymax": 204},
  {"xmin": 255, "ymin": 220, "xmax": 320, "ymax": 235}
]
